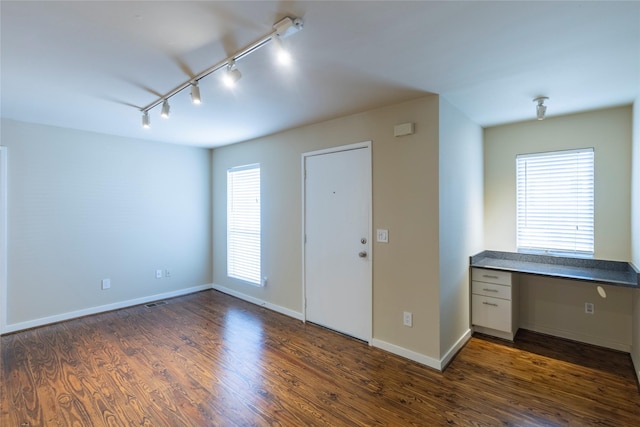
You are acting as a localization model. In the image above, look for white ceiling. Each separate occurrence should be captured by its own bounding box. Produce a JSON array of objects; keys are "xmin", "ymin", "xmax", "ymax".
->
[{"xmin": 1, "ymin": 1, "xmax": 639, "ymax": 148}]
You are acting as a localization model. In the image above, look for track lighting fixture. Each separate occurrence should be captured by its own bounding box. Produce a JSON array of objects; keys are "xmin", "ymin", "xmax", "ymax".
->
[
  {"xmin": 138, "ymin": 16, "xmax": 304, "ymax": 128},
  {"xmin": 142, "ymin": 111, "xmax": 150, "ymax": 128},
  {"xmin": 533, "ymin": 96, "xmax": 548, "ymax": 120},
  {"xmin": 160, "ymin": 99, "xmax": 170, "ymax": 118},
  {"xmin": 223, "ymin": 60, "xmax": 242, "ymax": 88},
  {"xmin": 190, "ymin": 82, "xmax": 201, "ymax": 105}
]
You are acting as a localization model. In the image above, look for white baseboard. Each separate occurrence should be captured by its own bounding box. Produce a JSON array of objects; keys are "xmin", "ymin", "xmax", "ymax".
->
[
  {"xmin": 211, "ymin": 283, "xmax": 304, "ymax": 321},
  {"xmin": 372, "ymin": 329, "xmax": 471, "ymax": 372},
  {"xmin": 371, "ymin": 338, "xmax": 443, "ymax": 371},
  {"xmin": 2, "ymin": 284, "xmax": 213, "ymax": 334},
  {"xmin": 520, "ymin": 322, "xmax": 631, "ymax": 353}
]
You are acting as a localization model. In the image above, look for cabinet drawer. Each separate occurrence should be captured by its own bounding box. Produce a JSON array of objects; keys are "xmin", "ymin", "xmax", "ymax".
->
[
  {"xmin": 472, "ymin": 295, "xmax": 512, "ymax": 333},
  {"xmin": 472, "ymin": 281, "xmax": 511, "ymax": 300},
  {"xmin": 472, "ymin": 268, "xmax": 512, "ymax": 286}
]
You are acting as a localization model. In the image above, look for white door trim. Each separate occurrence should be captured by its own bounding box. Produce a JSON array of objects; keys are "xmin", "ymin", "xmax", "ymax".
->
[
  {"xmin": 0, "ymin": 147, "xmax": 7, "ymax": 333},
  {"xmin": 301, "ymin": 141, "xmax": 372, "ymax": 343}
]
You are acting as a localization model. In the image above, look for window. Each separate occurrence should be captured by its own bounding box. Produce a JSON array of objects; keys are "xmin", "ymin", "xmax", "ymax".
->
[
  {"xmin": 516, "ymin": 148, "xmax": 594, "ymax": 257},
  {"xmin": 227, "ymin": 164, "xmax": 261, "ymax": 285}
]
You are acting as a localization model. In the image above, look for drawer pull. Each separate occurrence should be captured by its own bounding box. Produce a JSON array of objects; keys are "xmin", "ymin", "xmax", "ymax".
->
[
  {"xmin": 482, "ymin": 288, "xmax": 499, "ymax": 292},
  {"xmin": 482, "ymin": 275, "xmax": 499, "ymax": 279},
  {"xmin": 482, "ymin": 301, "xmax": 498, "ymax": 307}
]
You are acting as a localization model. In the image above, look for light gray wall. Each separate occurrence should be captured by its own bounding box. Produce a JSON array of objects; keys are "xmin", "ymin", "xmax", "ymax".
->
[
  {"xmin": 438, "ymin": 97, "xmax": 483, "ymax": 358},
  {"xmin": 484, "ymin": 106, "xmax": 633, "ymax": 351},
  {"xmin": 1, "ymin": 119, "xmax": 212, "ymax": 328}
]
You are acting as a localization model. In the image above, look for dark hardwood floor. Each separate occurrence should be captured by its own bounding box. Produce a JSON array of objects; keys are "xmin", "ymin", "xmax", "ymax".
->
[{"xmin": 2, "ymin": 289, "xmax": 639, "ymax": 426}]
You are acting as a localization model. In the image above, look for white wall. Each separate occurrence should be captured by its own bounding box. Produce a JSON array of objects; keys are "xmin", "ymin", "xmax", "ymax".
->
[
  {"xmin": 484, "ymin": 106, "xmax": 633, "ymax": 351},
  {"xmin": 1, "ymin": 119, "xmax": 212, "ymax": 332},
  {"xmin": 438, "ymin": 97, "xmax": 483, "ymax": 360}
]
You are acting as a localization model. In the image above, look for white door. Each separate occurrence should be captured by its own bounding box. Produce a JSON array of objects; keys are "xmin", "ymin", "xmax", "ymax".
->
[{"xmin": 304, "ymin": 144, "xmax": 371, "ymax": 342}]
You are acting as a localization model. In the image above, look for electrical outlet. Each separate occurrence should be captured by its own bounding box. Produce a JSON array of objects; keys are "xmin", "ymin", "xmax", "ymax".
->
[
  {"xmin": 101, "ymin": 278, "xmax": 111, "ymax": 290},
  {"xmin": 156, "ymin": 269, "xmax": 162, "ymax": 279},
  {"xmin": 585, "ymin": 302, "xmax": 594, "ymax": 314},
  {"xmin": 403, "ymin": 311, "xmax": 412, "ymax": 327}
]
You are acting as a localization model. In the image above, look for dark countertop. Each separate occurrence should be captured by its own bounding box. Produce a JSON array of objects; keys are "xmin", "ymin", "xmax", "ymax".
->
[{"xmin": 470, "ymin": 251, "xmax": 639, "ymax": 288}]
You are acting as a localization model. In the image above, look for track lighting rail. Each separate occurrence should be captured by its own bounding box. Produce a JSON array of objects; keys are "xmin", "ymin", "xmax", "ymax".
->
[
  {"xmin": 140, "ymin": 35, "xmax": 271, "ymax": 113},
  {"xmin": 140, "ymin": 16, "xmax": 303, "ymax": 126}
]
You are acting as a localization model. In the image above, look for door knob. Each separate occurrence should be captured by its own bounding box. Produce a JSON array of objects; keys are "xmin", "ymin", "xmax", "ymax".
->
[{"xmin": 358, "ymin": 251, "xmax": 367, "ymax": 258}]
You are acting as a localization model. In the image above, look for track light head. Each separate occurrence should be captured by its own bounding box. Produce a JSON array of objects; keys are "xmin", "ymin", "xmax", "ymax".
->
[
  {"xmin": 142, "ymin": 111, "xmax": 150, "ymax": 128},
  {"xmin": 272, "ymin": 35, "xmax": 292, "ymax": 65},
  {"xmin": 190, "ymin": 82, "xmax": 201, "ymax": 105},
  {"xmin": 223, "ymin": 60, "xmax": 242, "ymax": 88},
  {"xmin": 533, "ymin": 96, "xmax": 549, "ymax": 120},
  {"xmin": 161, "ymin": 99, "xmax": 170, "ymax": 118}
]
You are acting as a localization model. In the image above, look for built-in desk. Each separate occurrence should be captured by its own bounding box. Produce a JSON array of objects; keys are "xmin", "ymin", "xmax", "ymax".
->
[
  {"xmin": 469, "ymin": 251, "xmax": 639, "ymax": 343},
  {"xmin": 470, "ymin": 251, "xmax": 639, "ymax": 288}
]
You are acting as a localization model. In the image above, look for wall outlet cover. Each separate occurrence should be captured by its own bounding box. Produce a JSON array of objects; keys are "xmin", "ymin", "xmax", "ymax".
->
[
  {"xmin": 403, "ymin": 311, "xmax": 412, "ymax": 327},
  {"xmin": 585, "ymin": 302, "xmax": 594, "ymax": 314}
]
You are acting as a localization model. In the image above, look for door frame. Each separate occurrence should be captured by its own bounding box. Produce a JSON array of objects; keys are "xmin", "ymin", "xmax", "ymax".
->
[
  {"xmin": 301, "ymin": 141, "xmax": 372, "ymax": 343},
  {"xmin": 0, "ymin": 147, "xmax": 7, "ymax": 333}
]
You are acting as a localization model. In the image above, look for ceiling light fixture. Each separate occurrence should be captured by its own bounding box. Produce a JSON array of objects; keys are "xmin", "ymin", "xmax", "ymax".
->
[
  {"xmin": 190, "ymin": 82, "xmax": 201, "ymax": 105},
  {"xmin": 139, "ymin": 16, "xmax": 303, "ymax": 128},
  {"xmin": 533, "ymin": 96, "xmax": 549, "ymax": 120},
  {"xmin": 160, "ymin": 99, "xmax": 170, "ymax": 118},
  {"xmin": 142, "ymin": 111, "xmax": 150, "ymax": 128},
  {"xmin": 223, "ymin": 60, "xmax": 242, "ymax": 88}
]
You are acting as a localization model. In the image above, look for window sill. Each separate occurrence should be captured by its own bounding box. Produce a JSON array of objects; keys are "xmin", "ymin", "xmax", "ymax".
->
[{"xmin": 517, "ymin": 248, "xmax": 594, "ymax": 260}]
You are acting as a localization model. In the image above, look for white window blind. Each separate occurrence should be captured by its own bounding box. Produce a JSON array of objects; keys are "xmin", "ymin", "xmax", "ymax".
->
[
  {"xmin": 227, "ymin": 164, "xmax": 261, "ymax": 285},
  {"xmin": 516, "ymin": 148, "xmax": 594, "ymax": 257}
]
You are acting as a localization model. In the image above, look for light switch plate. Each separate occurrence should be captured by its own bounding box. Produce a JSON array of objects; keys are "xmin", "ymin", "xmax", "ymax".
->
[
  {"xmin": 101, "ymin": 278, "xmax": 111, "ymax": 290},
  {"xmin": 376, "ymin": 229, "xmax": 389, "ymax": 243}
]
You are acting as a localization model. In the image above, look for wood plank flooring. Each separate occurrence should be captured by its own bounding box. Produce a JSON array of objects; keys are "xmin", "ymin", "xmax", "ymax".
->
[{"xmin": 2, "ymin": 289, "xmax": 639, "ymax": 426}]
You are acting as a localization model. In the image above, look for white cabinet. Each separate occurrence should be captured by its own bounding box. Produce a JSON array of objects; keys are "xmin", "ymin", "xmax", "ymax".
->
[{"xmin": 471, "ymin": 268, "xmax": 518, "ymax": 341}]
